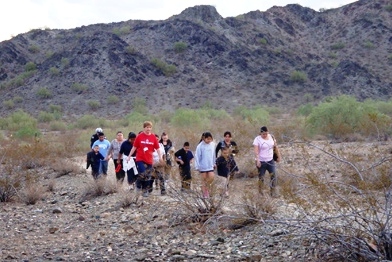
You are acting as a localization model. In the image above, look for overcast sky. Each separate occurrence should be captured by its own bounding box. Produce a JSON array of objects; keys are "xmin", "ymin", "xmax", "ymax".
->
[{"xmin": 1, "ymin": 0, "xmax": 357, "ymax": 42}]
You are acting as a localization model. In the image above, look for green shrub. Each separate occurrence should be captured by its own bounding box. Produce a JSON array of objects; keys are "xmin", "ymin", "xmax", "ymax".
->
[
  {"xmin": 38, "ymin": 111, "xmax": 55, "ymax": 123},
  {"xmin": 108, "ymin": 95, "xmax": 119, "ymax": 104},
  {"xmin": 6, "ymin": 71, "xmax": 36, "ymax": 88},
  {"xmin": 123, "ymin": 112, "xmax": 150, "ymax": 128},
  {"xmin": 258, "ymin": 38, "xmax": 267, "ymax": 45},
  {"xmin": 112, "ymin": 26, "xmax": 130, "ymax": 36},
  {"xmin": 13, "ymin": 96, "xmax": 24, "ymax": 103},
  {"xmin": 87, "ymin": 100, "xmax": 100, "ymax": 109},
  {"xmin": 132, "ymin": 97, "xmax": 148, "ymax": 115},
  {"xmin": 126, "ymin": 46, "xmax": 136, "ymax": 54},
  {"xmin": 36, "ymin": 87, "xmax": 52, "ymax": 99},
  {"xmin": 49, "ymin": 121, "xmax": 67, "ymax": 131},
  {"xmin": 306, "ymin": 95, "xmax": 390, "ymax": 138},
  {"xmin": 233, "ymin": 106, "xmax": 270, "ymax": 125},
  {"xmin": 151, "ymin": 58, "xmax": 176, "ymax": 76},
  {"xmin": 71, "ymin": 83, "xmax": 88, "ymax": 92},
  {"xmin": 364, "ymin": 41, "xmax": 374, "ymax": 49},
  {"xmin": 174, "ymin": 41, "xmax": 188, "ymax": 53},
  {"xmin": 297, "ymin": 103, "xmax": 313, "ymax": 116},
  {"xmin": 170, "ymin": 108, "xmax": 205, "ymax": 128},
  {"xmin": 28, "ymin": 45, "xmax": 40, "ymax": 53},
  {"xmin": 61, "ymin": 58, "xmax": 70, "ymax": 68},
  {"xmin": 0, "ymin": 110, "xmax": 40, "ymax": 138},
  {"xmin": 331, "ymin": 42, "xmax": 345, "ymax": 50},
  {"xmin": 3, "ymin": 100, "xmax": 14, "ymax": 109},
  {"xmin": 25, "ymin": 62, "xmax": 37, "ymax": 72},
  {"xmin": 49, "ymin": 67, "xmax": 60, "ymax": 76},
  {"xmin": 75, "ymin": 115, "xmax": 100, "ymax": 129},
  {"xmin": 49, "ymin": 104, "xmax": 62, "ymax": 113},
  {"xmin": 385, "ymin": 5, "xmax": 392, "ymax": 11},
  {"xmin": 290, "ymin": 70, "xmax": 307, "ymax": 83}
]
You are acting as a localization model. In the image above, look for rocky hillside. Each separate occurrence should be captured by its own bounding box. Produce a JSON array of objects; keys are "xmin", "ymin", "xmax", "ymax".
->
[{"xmin": 0, "ymin": 0, "xmax": 391, "ymax": 118}]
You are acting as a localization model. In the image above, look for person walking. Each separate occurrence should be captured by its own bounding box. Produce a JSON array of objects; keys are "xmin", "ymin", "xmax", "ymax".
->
[
  {"xmin": 152, "ymin": 134, "xmax": 166, "ymax": 195},
  {"xmin": 118, "ymin": 132, "xmax": 138, "ymax": 190},
  {"xmin": 216, "ymin": 147, "xmax": 239, "ymax": 197},
  {"xmin": 86, "ymin": 145, "xmax": 105, "ymax": 180},
  {"xmin": 159, "ymin": 132, "xmax": 174, "ymax": 181},
  {"xmin": 108, "ymin": 131, "xmax": 125, "ymax": 182},
  {"xmin": 127, "ymin": 121, "xmax": 163, "ymax": 197},
  {"xmin": 195, "ymin": 132, "xmax": 216, "ymax": 198},
  {"xmin": 253, "ymin": 126, "xmax": 281, "ymax": 197},
  {"xmin": 90, "ymin": 127, "xmax": 103, "ymax": 148},
  {"xmin": 92, "ymin": 132, "xmax": 111, "ymax": 177},
  {"xmin": 174, "ymin": 142, "xmax": 194, "ymax": 191},
  {"xmin": 215, "ymin": 131, "xmax": 239, "ymax": 158}
]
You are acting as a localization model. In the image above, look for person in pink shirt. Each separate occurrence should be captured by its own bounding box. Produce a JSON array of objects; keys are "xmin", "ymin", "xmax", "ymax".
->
[{"xmin": 253, "ymin": 126, "xmax": 281, "ymax": 197}]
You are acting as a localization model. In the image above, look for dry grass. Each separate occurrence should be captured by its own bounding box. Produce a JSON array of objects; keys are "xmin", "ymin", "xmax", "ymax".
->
[
  {"xmin": 79, "ymin": 177, "xmax": 118, "ymax": 202},
  {"xmin": 20, "ymin": 183, "xmax": 46, "ymax": 205}
]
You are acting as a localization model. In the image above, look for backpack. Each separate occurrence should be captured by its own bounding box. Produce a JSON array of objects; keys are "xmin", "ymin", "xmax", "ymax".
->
[{"xmin": 271, "ymin": 135, "xmax": 280, "ymax": 162}]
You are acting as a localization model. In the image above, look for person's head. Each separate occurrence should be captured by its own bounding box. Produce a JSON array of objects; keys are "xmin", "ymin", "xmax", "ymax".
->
[
  {"xmin": 155, "ymin": 134, "xmax": 159, "ymax": 141},
  {"xmin": 128, "ymin": 132, "xmax": 136, "ymax": 142},
  {"xmin": 161, "ymin": 132, "xmax": 168, "ymax": 142},
  {"xmin": 116, "ymin": 131, "xmax": 123, "ymax": 141},
  {"xmin": 143, "ymin": 121, "xmax": 153, "ymax": 134},
  {"xmin": 183, "ymin": 141, "xmax": 190, "ymax": 151},
  {"xmin": 93, "ymin": 145, "xmax": 100, "ymax": 153},
  {"xmin": 98, "ymin": 132, "xmax": 105, "ymax": 141},
  {"xmin": 95, "ymin": 127, "xmax": 103, "ymax": 134},
  {"xmin": 223, "ymin": 131, "xmax": 232, "ymax": 142},
  {"xmin": 260, "ymin": 126, "xmax": 268, "ymax": 138},
  {"xmin": 203, "ymin": 132, "xmax": 213, "ymax": 144},
  {"xmin": 221, "ymin": 147, "xmax": 230, "ymax": 158}
]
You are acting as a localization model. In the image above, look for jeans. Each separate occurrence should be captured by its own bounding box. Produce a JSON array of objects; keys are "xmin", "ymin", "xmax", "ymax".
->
[
  {"xmin": 99, "ymin": 160, "xmax": 108, "ymax": 175},
  {"xmin": 258, "ymin": 160, "xmax": 277, "ymax": 188}
]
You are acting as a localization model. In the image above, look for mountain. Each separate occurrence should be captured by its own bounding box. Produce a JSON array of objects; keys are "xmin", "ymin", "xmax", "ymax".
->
[{"xmin": 0, "ymin": 0, "xmax": 391, "ymax": 118}]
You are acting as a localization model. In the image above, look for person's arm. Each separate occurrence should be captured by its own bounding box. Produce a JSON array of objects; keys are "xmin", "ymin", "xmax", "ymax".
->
[
  {"xmin": 215, "ymin": 141, "xmax": 221, "ymax": 158},
  {"xmin": 254, "ymin": 144, "xmax": 261, "ymax": 168},
  {"xmin": 107, "ymin": 141, "xmax": 114, "ymax": 159}
]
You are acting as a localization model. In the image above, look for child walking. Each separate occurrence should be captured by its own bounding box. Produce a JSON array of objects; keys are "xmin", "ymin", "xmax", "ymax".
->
[
  {"xmin": 216, "ymin": 147, "xmax": 239, "ymax": 197},
  {"xmin": 195, "ymin": 132, "xmax": 216, "ymax": 198},
  {"xmin": 86, "ymin": 145, "xmax": 105, "ymax": 180}
]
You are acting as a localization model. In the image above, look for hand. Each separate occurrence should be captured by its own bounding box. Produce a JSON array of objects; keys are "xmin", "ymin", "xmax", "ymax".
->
[{"xmin": 256, "ymin": 160, "xmax": 261, "ymax": 168}]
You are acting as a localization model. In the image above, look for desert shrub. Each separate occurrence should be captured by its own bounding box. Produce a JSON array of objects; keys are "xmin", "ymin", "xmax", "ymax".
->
[
  {"xmin": 174, "ymin": 41, "xmax": 188, "ymax": 53},
  {"xmin": 87, "ymin": 100, "xmax": 100, "ymax": 109},
  {"xmin": 386, "ymin": 5, "xmax": 392, "ymax": 11},
  {"xmin": 118, "ymin": 189, "xmax": 142, "ymax": 208},
  {"xmin": 20, "ymin": 183, "xmax": 45, "ymax": 205},
  {"xmin": 331, "ymin": 42, "xmax": 345, "ymax": 50},
  {"xmin": 6, "ymin": 70, "xmax": 36, "ymax": 88},
  {"xmin": 38, "ymin": 111, "xmax": 55, "ymax": 122},
  {"xmin": 240, "ymin": 190, "xmax": 277, "ymax": 220},
  {"xmin": 75, "ymin": 114, "xmax": 101, "ymax": 129},
  {"xmin": 61, "ymin": 57, "xmax": 70, "ymax": 67},
  {"xmin": 126, "ymin": 46, "xmax": 136, "ymax": 54},
  {"xmin": 297, "ymin": 103, "xmax": 314, "ymax": 116},
  {"xmin": 49, "ymin": 104, "xmax": 62, "ymax": 113},
  {"xmin": 107, "ymin": 95, "xmax": 119, "ymax": 104},
  {"xmin": 71, "ymin": 83, "xmax": 88, "ymax": 92},
  {"xmin": 306, "ymin": 95, "xmax": 390, "ymax": 139},
  {"xmin": 80, "ymin": 178, "xmax": 118, "ymax": 202},
  {"xmin": 28, "ymin": 45, "xmax": 40, "ymax": 53},
  {"xmin": 3, "ymin": 100, "xmax": 14, "ymax": 109},
  {"xmin": 170, "ymin": 108, "xmax": 205, "ymax": 128},
  {"xmin": 123, "ymin": 112, "xmax": 150, "ymax": 128},
  {"xmin": 49, "ymin": 121, "xmax": 67, "ymax": 131},
  {"xmin": 49, "ymin": 67, "xmax": 60, "ymax": 76},
  {"xmin": 112, "ymin": 26, "xmax": 130, "ymax": 36},
  {"xmin": 13, "ymin": 96, "xmax": 24, "ymax": 103},
  {"xmin": 233, "ymin": 106, "xmax": 269, "ymax": 126},
  {"xmin": 151, "ymin": 58, "xmax": 176, "ymax": 76},
  {"xmin": 258, "ymin": 38, "xmax": 267, "ymax": 45},
  {"xmin": 290, "ymin": 70, "xmax": 307, "ymax": 83},
  {"xmin": 364, "ymin": 40, "xmax": 374, "ymax": 49},
  {"xmin": 36, "ymin": 87, "xmax": 52, "ymax": 99},
  {"xmin": 0, "ymin": 110, "xmax": 40, "ymax": 138},
  {"xmin": 25, "ymin": 62, "xmax": 37, "ymax": 72},
  {"xmin": 132, "ymin": 97, "xmax": 148, "ymax": 115}
]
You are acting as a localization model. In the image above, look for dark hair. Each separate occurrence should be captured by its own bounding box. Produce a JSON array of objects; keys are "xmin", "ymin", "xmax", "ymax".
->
[
  {"xmin": 128, "ymin": 132, "xmax": 136, "ymax": 139},
  {"xmin": 98, "ymin": 132, "xmax": 104, "ymax": 137},
  {"xmin": 183, "ymin": 142, "xmax": 190, "ymax": 147},
  {"xmin": 155, "ymin": 134, "xmax": 159, "ymax": 138},
  {"xmin": 260, "ymin": 126, "xmax": 268, "ymax": 133},
  {"xmin": 203, "ymin": 132, "xmax": 213, "ymax": 139},
  {"xmin": 224, "ymin": 131, "xmax": 231, "ymax": 137}
]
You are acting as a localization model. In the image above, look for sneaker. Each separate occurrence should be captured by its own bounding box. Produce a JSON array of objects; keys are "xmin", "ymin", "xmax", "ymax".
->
[
  {"xmin": 270, "ymin": 188, "xmax": 279, "ymax": 198},
  {"xmin": 224, "ymin": 191, "xmax": 229, "ymax": 197},
  {"xmin": 128, "ymin": 184, "xmax": 134, "ymax": 191},
  {"xmin": 161, "ymin": 189, "xmax": 166, "ymax": 195},
  {"xmin": 142, "ymin": 191, "xmax": 149, "ymax": 197}
]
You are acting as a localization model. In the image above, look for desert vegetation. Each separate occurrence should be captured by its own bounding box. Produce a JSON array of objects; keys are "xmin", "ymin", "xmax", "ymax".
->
[{"xmin": 0, "ymin": 95, "xmax": 392, "ymax": 260}]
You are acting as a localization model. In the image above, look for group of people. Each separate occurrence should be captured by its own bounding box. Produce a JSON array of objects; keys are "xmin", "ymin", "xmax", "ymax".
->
[{"xmin": 86, "ymin": 121, "xmax": 281, "ymax": 198}]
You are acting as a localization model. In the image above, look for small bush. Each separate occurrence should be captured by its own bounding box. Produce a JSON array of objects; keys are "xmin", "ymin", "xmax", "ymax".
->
[
  {"xmin": 126, "ymin": 46, "xmax": 136, "ymax": 54},
  {"xmin": 20, "ymin": 183, "xmax": 45, "ymax": 205},
  {"xmin": 49, "ymin": 104, "xmax": 62, "ymax": 113},
  {"xmin": 0, "ymin": 110, "xmax": 40, "ymax": 138},
  {"xmin": 331, "ymin": 42, "xmax": 345, "ymax": 50},
  {"xmin": 13, "ymin": 96, "xmax": 23, "ymax": 103},
  {"xmin": 80, "ymin": 178, "xmax": 118, "ymax": 202},
  {"xmin": 38, "ymin": 111, "xmax": 55, "ymax": 123},
  {"xmin": 258, "ymin": 38, "xmax": 267, "ymax": 45},
  {"xmin": 49, "ymin": 67, "xmax": 60, "ymax": 76},
  {"xmin": 75, "ymin": 114, "xmax": 101, "ymax": 129},
  {"xmin": 28, "ymin": 45, "xmax": 40, "ymax": 53},
  {"xmin": 364, "ymin": 40, "xmax": 374, "ymax": 49},
  {"xmin": 71, "ymin": 83, "xmax": 88, "ymax": 93},
  {"xmin": 151, "ymin": 58, "xmax": 176, "ymax": 76},
  {"xmin": 290, "ymin": 70, "xmax": 307, "ymax": 83},
  {"xmin": 61, "ymin": 57, "xmax": 70, "ymax": 68},
  {"xmin": 87, "ymin": 100, "xmax": 100, "ymax": 109},
  {"xmin": 25, "ymin": 62, "xmax": 37, "ymax": 72},
  {"xmin": 112, "ymin": 26, "xmax": 130, "ymax": 36},
  {"xmin": 108, "ymin": 95, "xmax": 119, "ymax": 104},
  {"xmin": 385, "ymin": 5, "xmax": 392, "ymax": 11},
  {"xmin": 174, "ymin": 41, "xmax": 188, "ymax": 53},
  {"xmin": 3, "ymin": 100, "xmax": 14, "ymax": 109},
  {"xmin": 36, "ymin": 87, "xmax": 52, "ymax": 99},
  {"xmin": 49, "ymin": 121, "xmax": 67, "ymax": 131}
]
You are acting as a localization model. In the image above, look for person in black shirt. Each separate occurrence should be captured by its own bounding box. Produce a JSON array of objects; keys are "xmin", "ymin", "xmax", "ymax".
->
[
  {"xmin": 86, "ymin": 145, "xmax": 104, "ymax": 180},
  {"xmin": 174, "ymin": 142, "xmax": 194, "ymax": 190},
  {"xmin": 118, "ymin": 132, "xmax": 137, "ymax": 190},
  {"xmin": 216, "ymin": 147, "xmax": 239, "ymax": 197},
  {"xmin": 215, "ymin": 131, "xmax": 238, "ymax": 158},
  {"xmin": 90, "ymin": 127, "xmax": 103, "ymax": 148}
]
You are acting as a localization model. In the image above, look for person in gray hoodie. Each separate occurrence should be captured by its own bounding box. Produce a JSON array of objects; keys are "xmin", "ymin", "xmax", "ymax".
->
[{"xmin": 195, "ymin": 132, "xmax": 216, "ymax": 198}]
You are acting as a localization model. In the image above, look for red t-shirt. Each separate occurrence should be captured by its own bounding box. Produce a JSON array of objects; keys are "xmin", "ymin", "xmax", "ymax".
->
[{"xmin": 133, "ymin": 132, "xmax": 159, "ymax": 165}]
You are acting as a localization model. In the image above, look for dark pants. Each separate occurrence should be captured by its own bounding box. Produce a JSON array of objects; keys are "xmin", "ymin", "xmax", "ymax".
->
[
  {"xmin": 151, "ymin": 166, "xmax": 165, "ymax": 192},
  {"xmin": 258, "ymin": 160, "xmax": 277, "ymax": 188},
  {"xmin": 179, "ymin": 166, "xmax": 192, "ymax": 189},
  {"xmin": 135, "ymin": 161, "xmax": 153, "ymax": 192},
  {"xmin": 113, "ymin": 159, "xmax": 126, "ymax": 182},
  {"xmin": 126, "ymin": 167, "xmax": 138, "ymax": 185}
]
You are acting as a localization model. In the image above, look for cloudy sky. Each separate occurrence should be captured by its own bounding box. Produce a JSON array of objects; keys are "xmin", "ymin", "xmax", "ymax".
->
[{"xmin": 1, "ymin": 0, "xmax": 357, "ymax": 42}]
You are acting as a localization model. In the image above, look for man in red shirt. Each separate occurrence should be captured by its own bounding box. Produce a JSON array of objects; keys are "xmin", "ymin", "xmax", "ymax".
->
[{"xmin": 128, "ymin": 121, "xmax": 163, "ymax": 197}]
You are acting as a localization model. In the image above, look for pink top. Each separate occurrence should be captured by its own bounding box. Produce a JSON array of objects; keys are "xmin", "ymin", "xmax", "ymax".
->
[{"xmin": 253, "ymin": 134, "xmax": 275, "ymax": 162}]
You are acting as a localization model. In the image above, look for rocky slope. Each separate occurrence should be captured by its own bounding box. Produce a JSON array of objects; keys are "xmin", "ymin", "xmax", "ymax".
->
[{"xmin": 0, "ymin": 0, "xmax": 391, "ymax": 117}]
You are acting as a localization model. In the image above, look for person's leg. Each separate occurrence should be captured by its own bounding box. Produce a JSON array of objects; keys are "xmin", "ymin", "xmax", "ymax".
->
[
  {"xmin": 101, "ymin": 160, "xmax": 108, "ymax": 176},
  {"xmin": 266, "ymin": 160, "xmax": 278, "ymax": 197},
  {"xmin": 201, "ymin": 171, "xmax": 214, "ymax": 198},
  {"xmin": 258, "ymin": 162, "xmax": 268, "ymax": 194},
  {"xmin": 114, "ymin": 159, "xmax": 125, "ymax": 183}
]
